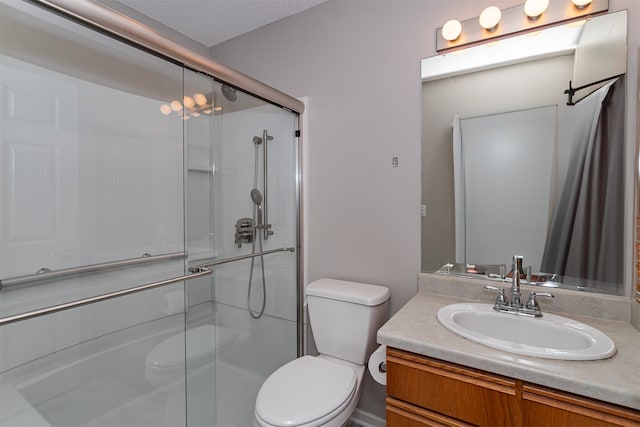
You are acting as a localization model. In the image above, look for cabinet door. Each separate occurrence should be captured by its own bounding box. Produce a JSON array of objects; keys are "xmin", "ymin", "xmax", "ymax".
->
[
  {"xmin": 386, "ymin": 348, "xmax": 522, "ymax": 427},
  {"xmin": 523, "ymin": 384, "xmax": 640, "ymax": 427}
]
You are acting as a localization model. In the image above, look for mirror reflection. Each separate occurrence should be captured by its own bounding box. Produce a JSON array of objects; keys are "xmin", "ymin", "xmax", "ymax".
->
[{"xmin": 421, "ymin": 11, "xmax": 628, "ymax": 295}]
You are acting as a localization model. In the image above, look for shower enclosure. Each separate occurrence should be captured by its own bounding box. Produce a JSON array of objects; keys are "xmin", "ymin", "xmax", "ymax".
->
[{"xmin": 0, "ymin": 1, "xmax": 302, "ymax": 426}]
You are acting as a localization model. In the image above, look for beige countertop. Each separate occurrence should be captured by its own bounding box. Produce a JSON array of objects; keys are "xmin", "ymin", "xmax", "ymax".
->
[{"xmin": 377, "ymin": 286, "xmax": 640, "ymax": 411}]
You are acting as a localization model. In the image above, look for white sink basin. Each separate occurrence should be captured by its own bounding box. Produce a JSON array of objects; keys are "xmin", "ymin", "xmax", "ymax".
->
[{"xmin": 437, "ymin": 303, "xmax": 616, "ymax": 360}]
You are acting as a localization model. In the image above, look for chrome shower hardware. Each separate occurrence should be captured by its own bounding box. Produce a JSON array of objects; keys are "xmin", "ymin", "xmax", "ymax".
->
[
  {"xmin": 253, "ymin": 129, "xmax": 274, "ymax": 239},
  {"xmin": 234, "ymin": 218, "xmax": 255, "ymax": 248},
  {"xmin": 246, "ymin": 130, "xmax": 273, "ymax": 319}
]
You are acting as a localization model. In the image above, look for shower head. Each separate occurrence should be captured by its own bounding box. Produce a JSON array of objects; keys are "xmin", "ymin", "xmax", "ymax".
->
[
  {"xmin": 221, "ymin": 84, "xmax": 237, "ymax": 102},
  {"xmin": 251, "ymin": 188, "xmax": 263, "ymax": 206},
  {"xmin": 252, "ymin": 136, "xmax": 263, "ymax": 145}
]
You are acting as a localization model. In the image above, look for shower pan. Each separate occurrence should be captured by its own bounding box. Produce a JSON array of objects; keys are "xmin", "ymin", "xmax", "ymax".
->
[{"xmin": 0, "ymin": 1, "xmax": 303, "ymax": 426}]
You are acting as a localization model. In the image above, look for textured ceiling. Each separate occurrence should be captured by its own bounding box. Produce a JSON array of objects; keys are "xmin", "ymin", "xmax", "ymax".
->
[{"xmin": 115, "ymin": 0, "xmax": 330, "ymax": 47}]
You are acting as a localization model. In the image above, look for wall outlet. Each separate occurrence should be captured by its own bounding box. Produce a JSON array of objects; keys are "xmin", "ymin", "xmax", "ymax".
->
[{"xmin": 421, "ymin": 204, "xmax": 427, "ymax": 217}]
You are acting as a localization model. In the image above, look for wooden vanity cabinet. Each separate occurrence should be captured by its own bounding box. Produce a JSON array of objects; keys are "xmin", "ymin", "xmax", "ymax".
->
[
  {"xmin": 386, "ymin": 348, "xmax": 640, "ymax": 427},
  {"xmin": 522, "ymin": 384, "xmax": 640, "ymax": 427}
]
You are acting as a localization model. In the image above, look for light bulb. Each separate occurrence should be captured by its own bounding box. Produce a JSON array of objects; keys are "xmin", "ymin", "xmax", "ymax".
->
[
  {"xmin": 170, "ymin": 100, "xmax": 183, "ymax": 111},
  {"xmin": 524, "ymin": 0, "xmax": 549, "ymax": 20},
  {"xmin": 479, "ymin": 6, "xmax": 501, "ymax": 31},
  {"xmin": 183, "ymin": 96, "xmax": 195, "ymax": 109},
  {"xmin": 194, "ymin": 93, "xmax": 208, "ymax": 106},
  {"xmin": 442, "ymin": 19, "xmax": 462, "ymax": 41},
  {"xmin": 572, "ymin": 0, "xmax": 592, "ymax": 8},
  {"xmin": 160, "ymin": 104, "xmax": 172, "ymax": 115}
]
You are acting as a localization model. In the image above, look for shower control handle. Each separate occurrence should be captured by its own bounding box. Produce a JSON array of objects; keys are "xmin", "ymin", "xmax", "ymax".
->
[{"xmin": 235, "ymin": 218, "xmax": 255, "ymax": 248}]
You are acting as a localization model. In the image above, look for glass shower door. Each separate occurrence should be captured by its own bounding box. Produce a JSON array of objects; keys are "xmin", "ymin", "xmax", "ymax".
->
[
  {"xmin": 1, "ymin": 2, "xmax": 300, "ymax": 427},
  {"xmin": 0, "ymin": 1, "xmax": 189, "ymax": 426},
  {"xmin": 184, "ymin": 72, "xmax": 299, "ymax": 426}
]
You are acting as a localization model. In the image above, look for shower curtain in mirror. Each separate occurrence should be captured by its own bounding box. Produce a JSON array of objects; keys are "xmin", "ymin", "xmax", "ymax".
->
[{"xmin": 541, "ymin": 77, "xmax": 625, "ymax": 293}]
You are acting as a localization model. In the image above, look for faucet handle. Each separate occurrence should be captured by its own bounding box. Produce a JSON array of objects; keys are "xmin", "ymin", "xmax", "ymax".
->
[
  {"xmin": 525, "ymin": 291, "xmax": 554, "ymax": 310},
  {"xmin": 484, "ymin": 285, "xmax": 508, "ymax": 306}
]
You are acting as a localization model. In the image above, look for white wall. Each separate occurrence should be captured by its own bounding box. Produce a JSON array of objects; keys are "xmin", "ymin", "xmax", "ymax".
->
[{"xmin": 209, "ymin": 0, "xmax": 639, "ymax": 419}]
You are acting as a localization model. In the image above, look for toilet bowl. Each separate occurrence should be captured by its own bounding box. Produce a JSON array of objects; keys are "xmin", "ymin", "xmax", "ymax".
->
[{"xmin": 254, "ymin": 279, "xmax": 390, "ymax": 427}]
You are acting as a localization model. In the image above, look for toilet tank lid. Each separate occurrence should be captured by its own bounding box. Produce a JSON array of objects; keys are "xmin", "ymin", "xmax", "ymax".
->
[{"xmin": 306, "ymin": 279, "xmax": 390, "ymax": 306}]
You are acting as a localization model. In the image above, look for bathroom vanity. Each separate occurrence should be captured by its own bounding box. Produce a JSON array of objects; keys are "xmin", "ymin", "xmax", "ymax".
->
[
  {"xmin": 377, "ymin": 275, "xmax": 640, "ymax": 427},
  {"xmin": 386, "ymin": 348, "xmax": 638, "ymax": 426}
]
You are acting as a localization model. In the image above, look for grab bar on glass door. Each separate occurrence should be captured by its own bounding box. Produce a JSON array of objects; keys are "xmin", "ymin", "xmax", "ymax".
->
[
  {"xmin": 0, "ymin": 266, "xmax": 212, "ymax": 326},
  {"xmin": 193, "ymin": 247, "xmax": 295, "ymax": 268},
  {"xmin": 0, "ymin": 252, "xmax": 186, "ymax": 291},
  {"xmin": 0, "ymin": 247, "xmax": 296, "ymax": 326}
]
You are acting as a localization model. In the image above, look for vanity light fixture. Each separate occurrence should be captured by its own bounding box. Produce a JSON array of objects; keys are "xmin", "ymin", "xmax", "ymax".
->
[
  {"xmin": 524, "ymin": 0, "xmax": 550, "ymax": 20},
  {"xmin": 442, "ymin": 19, "xmax": 462, "ymax": 41},
  {"xmin": 572, "ymin": 0, "xmax": 593, "ymax": 8},
  {"xmin": 436, "ymin": 0, "xmax": 608, "ymax": 52},
  {"xmin": 479, "ymin": 6, "xmax": 502, "ymax": 31}
]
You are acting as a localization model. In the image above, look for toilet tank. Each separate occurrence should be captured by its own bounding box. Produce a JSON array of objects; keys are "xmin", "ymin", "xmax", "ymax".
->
[{"xmin": 306, "ymin": 279, "xmax": 390, "ymax": 364}]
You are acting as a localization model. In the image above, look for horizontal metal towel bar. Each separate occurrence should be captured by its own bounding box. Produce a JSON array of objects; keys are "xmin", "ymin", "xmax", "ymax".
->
[
  {"xmin": 0, "ymin": 266, "xmax": 212, "ymax": 327},
  {"xmin": 0, "ymin": 252, "xmax": 186, "ymax": 290},
  {"xmin": 193, "ymin": 247, "xmax": 295, "ymax": 268}
]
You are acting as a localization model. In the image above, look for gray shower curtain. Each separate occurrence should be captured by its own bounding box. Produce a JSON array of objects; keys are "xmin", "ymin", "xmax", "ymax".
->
[{"xmin": 540, "ymin": 77, "xmax": 625, "ymax": 293}]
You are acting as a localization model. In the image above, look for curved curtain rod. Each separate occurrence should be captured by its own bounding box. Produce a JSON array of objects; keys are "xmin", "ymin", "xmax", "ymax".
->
[
  {"xmin": 564, "ymin": 74, "xmax": 624, "ymax": 106},
  {"xmin": 30, "ymin": 0, "xmax": 305, "ymax": 114}
]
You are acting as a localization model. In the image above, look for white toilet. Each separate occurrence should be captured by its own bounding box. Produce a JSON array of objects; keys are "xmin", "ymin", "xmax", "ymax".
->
[{"xmin": 254, "ymin": 278, "xmax": 390, "ymax": 427}]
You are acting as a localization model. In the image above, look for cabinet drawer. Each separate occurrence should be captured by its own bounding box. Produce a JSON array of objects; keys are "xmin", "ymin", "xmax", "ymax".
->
[
  {"xmin": 386, "ymin": 348, "xmax": 522, "ymax": 427},
  {"xmin": 523, "ymin": 384, "xmax": 640, "ymax": 427},
  {"xmin": 387, "ymin": 396, "xmax": 473, "ymax": 427}
]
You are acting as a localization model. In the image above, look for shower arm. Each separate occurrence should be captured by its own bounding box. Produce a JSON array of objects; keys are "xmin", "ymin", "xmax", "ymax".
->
[{"xmin": 263, "ymin": 129, "xmax": 274, "ymax": 239}]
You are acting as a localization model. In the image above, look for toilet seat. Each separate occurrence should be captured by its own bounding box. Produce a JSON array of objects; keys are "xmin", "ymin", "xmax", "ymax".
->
[{"xmin": 255, "ymin": 356, "xmax": 357, "ymax": 427}]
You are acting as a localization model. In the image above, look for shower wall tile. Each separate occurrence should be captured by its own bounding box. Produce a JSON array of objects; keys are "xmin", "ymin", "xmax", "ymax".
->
[
  {"xmin": 1, "ymin": 56, "xmax": 184, "ymax": 280},
  {"xmin": 1, "ymin": 61, "xmax": 81, "ymax": 278}
]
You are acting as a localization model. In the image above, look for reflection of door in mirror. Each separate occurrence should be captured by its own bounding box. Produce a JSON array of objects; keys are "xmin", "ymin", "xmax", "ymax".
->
[{"xmin": 453, "ymin": 106, "xmax": 556, "ymax": 272}]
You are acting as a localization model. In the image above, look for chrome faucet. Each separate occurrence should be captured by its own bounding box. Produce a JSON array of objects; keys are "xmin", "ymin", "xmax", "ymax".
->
[
  {"xmin": 484, "ymin": 255, "xmax": 554, "ymax": 317},
  {"xmin": 511, "ymin": 255, "xmax": 524, "ymax": 308}
]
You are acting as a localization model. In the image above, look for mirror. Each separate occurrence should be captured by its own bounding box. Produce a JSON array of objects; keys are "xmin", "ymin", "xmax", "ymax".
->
[{"xmin": 421, "ymin": 11, "xmax": 628, "ymax": 295}]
